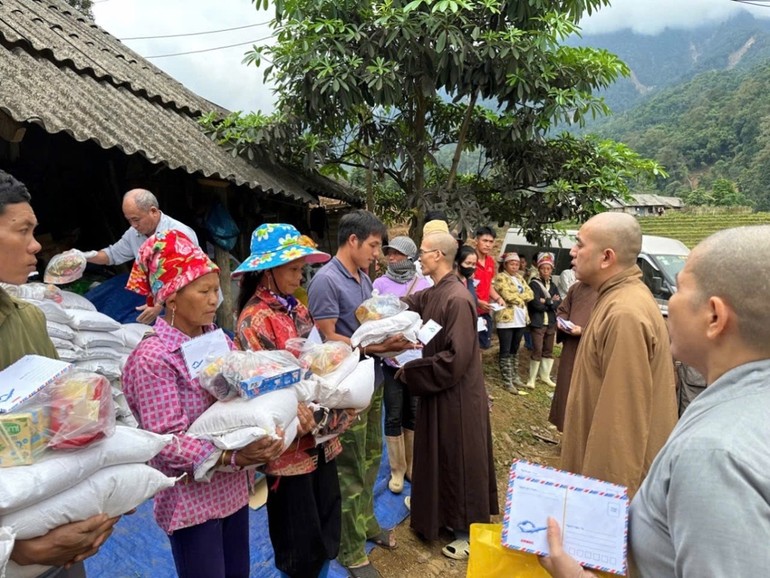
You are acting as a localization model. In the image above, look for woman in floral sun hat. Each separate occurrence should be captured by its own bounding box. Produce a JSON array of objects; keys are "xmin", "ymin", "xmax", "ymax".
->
[
  {"xmin": 123, "ymin": 230, "xmax": 286, "ymax": 578},
  {"xmin": 234, "ymin": 223, "xmax": 358, "ymax": 578}
]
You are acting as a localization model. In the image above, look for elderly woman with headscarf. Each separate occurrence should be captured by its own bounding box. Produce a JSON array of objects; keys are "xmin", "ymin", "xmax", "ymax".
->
[
  {"xmin": 372, "ymin": 236, "xmax": 431, "ymax": 495},
  {"xmin": 234, "ymin": 224, "xmax": 360, "ymax": 578},
  {"xmin": 122, "ymin": 230, "xmax": 286, "ymax": 578},
  {"xmin": 492, "ymin": 252, "xmax": 534, "ymax": 395},
  {"xmin": 526, "ymin": 252, "xmax": 561, "ymax": 389}
]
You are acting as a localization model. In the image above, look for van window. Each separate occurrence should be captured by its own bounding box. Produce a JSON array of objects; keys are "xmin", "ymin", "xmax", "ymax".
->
[
  {"xmin": 653, "ymin": 255, "xmax": 687, "ymax": 288},
  {"xmin": 637, "ymin": 258, "xmax": 670, "ymax": 299}
]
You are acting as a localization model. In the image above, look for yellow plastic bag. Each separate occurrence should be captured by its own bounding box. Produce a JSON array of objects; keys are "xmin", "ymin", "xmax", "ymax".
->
[
  {"xmin": 466, "ymin": 523, "xmax": 550, "ymax": 578},
  {"xmin": 466, "ymin": 523, "xmax": 622, "ymax": 578}
]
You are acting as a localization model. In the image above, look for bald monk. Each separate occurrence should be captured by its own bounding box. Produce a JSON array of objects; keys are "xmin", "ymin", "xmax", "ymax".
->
[{"xmin": 561, "ymin": 213, "xmax": 677, "ymax": 498}]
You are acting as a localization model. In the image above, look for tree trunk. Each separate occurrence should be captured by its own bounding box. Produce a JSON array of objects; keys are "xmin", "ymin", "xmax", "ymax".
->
[{"xmin": 446, "ymin": 90, "xmax": 478, "ymax": 192}]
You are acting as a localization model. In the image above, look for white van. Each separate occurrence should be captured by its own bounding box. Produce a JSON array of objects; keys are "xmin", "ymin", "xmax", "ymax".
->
[{"xmin": 499, "ymin": 228, "xmax": 690, "ymax": 315}]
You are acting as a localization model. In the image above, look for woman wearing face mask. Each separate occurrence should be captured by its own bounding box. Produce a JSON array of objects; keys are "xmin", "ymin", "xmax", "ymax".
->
[
  {"xmin": 492, "ymin": 253, "xmax": 534, "ymax": 395},
  {"xmin": 372, "ymin": 236, "xmax": 431, "ymax": 496},
  {"xmin": 454, "ymin": 245, "xmax": 478, "ymax": 304}
]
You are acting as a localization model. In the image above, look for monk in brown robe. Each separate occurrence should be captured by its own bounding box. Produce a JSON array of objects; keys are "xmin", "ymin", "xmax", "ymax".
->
[
  {"xmin": 549, "ymin": 281, "xmax": 598, "ymax": 431},
  {"xmin": 562, "ymin": 212, "xmax": 677, "ymax": 498},
  {"xmin": 397, "ymin": 232, "xmax": 498, "ymax": 561}
]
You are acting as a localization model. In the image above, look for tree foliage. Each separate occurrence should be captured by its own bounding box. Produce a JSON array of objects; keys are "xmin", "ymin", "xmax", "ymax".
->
[
  {"xmin": 202, "ymin": 0, "xmax": 664, "ymax": 242},
  {"xmin": 592, "ymin": 62, "xmax": 770, "ymax": 210},
  {"xmin": 65, "ymin": 0, "xmax": 93, "ymax": 19}
]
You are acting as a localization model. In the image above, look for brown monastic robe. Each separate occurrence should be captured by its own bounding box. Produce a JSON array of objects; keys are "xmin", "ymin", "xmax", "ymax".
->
[
  {"xmin": 549, "ymin": 281, "xmax": 598, "ymax": 431},
  {"xmin": 400, "ymin": 272, "xmax": 498, "ymax": 540},
  {"xmin": 561, "ymin": 266, "xmax": 677, "ymax": 498}
]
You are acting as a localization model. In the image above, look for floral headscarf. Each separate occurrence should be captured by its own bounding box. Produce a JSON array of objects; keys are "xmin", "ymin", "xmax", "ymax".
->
[{"xmin": 126, "ymin": 229, "xmax": 219, "ymax": 305}]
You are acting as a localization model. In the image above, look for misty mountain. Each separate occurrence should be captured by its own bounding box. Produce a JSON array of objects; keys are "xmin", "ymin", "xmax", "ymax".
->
[{"xmin": 572, "ymin": 10, "xmax": 770, "ymax": 115}]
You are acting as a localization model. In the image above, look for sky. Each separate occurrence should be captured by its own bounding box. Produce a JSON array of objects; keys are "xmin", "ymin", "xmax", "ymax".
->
[{"xmin": 93, "ymin": 0, "xmax": 770, "ymax": 114}]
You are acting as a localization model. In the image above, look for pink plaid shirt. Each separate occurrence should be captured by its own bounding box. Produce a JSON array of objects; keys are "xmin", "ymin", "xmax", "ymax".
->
[{"xmin": 123, "ymin": 318, "xmax": 249, "ymax": 534}]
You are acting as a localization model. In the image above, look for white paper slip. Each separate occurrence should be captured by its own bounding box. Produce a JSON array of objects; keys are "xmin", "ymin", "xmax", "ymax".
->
[
  {"xmin": 476, "ymin": 317, "xmax": 487, "ymax": 332},
  {"xmin": 393, "ymin": 348, "xmax": 422, "ymax": 367},
  {"xmin": 557, "ymin": 317, "xmax": 576, "ymax": 332},
  {"xmin": 489, "ymin": 303, "xmax": 505, "ymax": 312},
  {"xmin": 0, "ymin": 355, "xmax": 71, "ymax": 412},
  {"xmin": 181, "ymin": 329, "xmax": 230, "ymax": 378},
  {"xmin": 417, "ymin": 319, "xmax": 442, "ymax": 345},
  {"xmin": 502, "ymin": 459, "xmax": 629, "ymax": 575},
  {"xmin": 306, "ymin": 327, "xmax": 323, "ymax": 345}
]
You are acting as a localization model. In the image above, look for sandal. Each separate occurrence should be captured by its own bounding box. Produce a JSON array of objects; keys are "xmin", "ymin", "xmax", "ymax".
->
[
  {"xmin": 441, "ymin": 538, "xmax": 470, "ymax": 560},
  {"xmin": 369, "ymin": 529, "xmax": 398, "ymax": 550},
  {"xmin": 344, "ymin": 562, "xmax": 382, "ymax": 578}
]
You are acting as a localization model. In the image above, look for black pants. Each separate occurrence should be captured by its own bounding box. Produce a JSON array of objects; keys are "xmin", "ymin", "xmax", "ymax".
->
[
  {"xmin": 478, "ymin": 312, "xmax": 493, "ymax": 349},
  {"xmin": 168, "ymin": 505, "xmax": 250, "ymax": 578},
  {"xmin": 266, "ymin": 455, "xmax": 341, "ymax": 578},
  {"xmin": 383, "ymin": 363, "xmax": 418, "ymax": 437},
  {"xmin": 497, "ymin": 327, "xmax": 526, "ymax": 359}
]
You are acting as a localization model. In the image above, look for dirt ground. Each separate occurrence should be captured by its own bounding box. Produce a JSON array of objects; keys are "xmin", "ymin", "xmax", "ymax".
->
[{"xmin": 370, "ymin": 344, "xmax": 562, "ymax": 578}]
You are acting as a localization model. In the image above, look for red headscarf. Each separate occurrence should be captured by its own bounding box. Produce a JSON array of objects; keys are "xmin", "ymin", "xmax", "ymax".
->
[{"xmin": 126, "ymin": 229, "xmax": 219, "ymax": 305}]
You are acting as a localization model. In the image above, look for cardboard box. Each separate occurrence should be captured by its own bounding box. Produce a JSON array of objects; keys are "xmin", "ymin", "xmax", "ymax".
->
[{"xmin": 238, "ymin": 368, "xmax": 301, "ymax": 399}]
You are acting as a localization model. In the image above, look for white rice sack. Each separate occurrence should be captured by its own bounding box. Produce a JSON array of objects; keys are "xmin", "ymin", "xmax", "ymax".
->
[
  {"xmin": 73, "ymin": 330, "xmax": 123, "ymax": 349},
  {"xmin": 6, "ymin": 561, "xmax": 48, "ymax": 578},
  {"xmin": 315, "ymin": 357, "xmax": 375, "ymax": 410},
  {"xmin": 74, "ymin": 359, "xmax": 121, "ymax": 381},
  {"xmin": 118, "ymin": 323, "xmax": 152, "ymax": 349},
  {"xmin": 0, "ymin": 427, "xmax": 173, "ymax": 514},
  {"xmin": 78, "ymin": 346, "xmax": 126, "ymax": 361},
  {"xmin": 350, "ymin": 310, "xmax": 423, "ymax": 349},
  {"xmin": 46, "ymin": 321, "xmax": 76, "ymax": 341},
  {"xmin": 293, "ymin": 378, "xmax": 319, "ymax": 403},
  {"xmin": 58, "ymin": 291, "xmax": 97, "ymax": 312},
  {"xmin": 187, "ymin": 388, "xmax": 298, "ymax": 450},
  {"xmin": 111, "ymin": 386, "xmax": 139, "ymax": 429},
  {"xmin": 1, "ymin": 463, "xmax": 177, "ymax": 539},
  {"xmin": 49, "ymin": 336, "xmax": 75, "ymax": 351},
  {"xmin": 317, "ymin": 349, "xmax": 359, "ymax": 387},
  {"xmin": 28, "ymin": 299, "xmax": 73, "ymax": 325},
  {"xmin": 56, "ymin": 348, "xmax": 79, "ymax": 363},
  {"xmin": 0, "ymin": 526, "xmax": 14, "ymax": 575},
  {"xmin": 68, "ymin": 310, "xmax": 121, "ymax": 332}
]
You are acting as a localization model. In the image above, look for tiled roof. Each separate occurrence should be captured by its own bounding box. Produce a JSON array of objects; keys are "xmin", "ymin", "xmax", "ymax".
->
[{"xmin": 0, "ymin": 0, "xmax": 356, "ymax": 204}]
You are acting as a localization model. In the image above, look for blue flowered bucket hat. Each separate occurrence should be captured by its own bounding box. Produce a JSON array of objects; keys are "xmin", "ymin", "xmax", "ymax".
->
[{"xmin": 231, "ymin": 223, "xmax": 330, "ymax": 278}]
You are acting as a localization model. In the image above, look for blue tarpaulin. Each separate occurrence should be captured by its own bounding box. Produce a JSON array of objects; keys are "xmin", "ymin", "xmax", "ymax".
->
[
  {"xmin": 84, "ymin": 273, "xmax": 146, "ymax": 325},
  {"xmin": 86, "ymin": 440, "xmax": 409, "ymax": 577}
]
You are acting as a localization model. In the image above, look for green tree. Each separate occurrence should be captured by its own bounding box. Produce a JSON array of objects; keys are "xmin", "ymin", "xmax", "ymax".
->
[
  {"xmin": 203, "ymin": 0, "xmax": 664, "ymax": 241},
  {"xmin": 711, "ymin": 178, "xmax": 748, "ymax": 207}
]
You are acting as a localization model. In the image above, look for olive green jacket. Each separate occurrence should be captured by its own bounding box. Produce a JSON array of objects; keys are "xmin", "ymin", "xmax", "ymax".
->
[{"xmin": 0, "ymin": 288, "xmax": 58, "ymax": 369}]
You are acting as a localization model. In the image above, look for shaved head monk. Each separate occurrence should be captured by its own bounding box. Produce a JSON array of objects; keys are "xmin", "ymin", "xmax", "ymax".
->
[{"xmin": 561, "ymin": 212, "xmax": 677, "ymax": 498}]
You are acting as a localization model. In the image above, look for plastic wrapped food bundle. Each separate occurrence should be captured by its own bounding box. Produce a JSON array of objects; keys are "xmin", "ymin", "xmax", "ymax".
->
[
  {"xmin": 350, "ymin": 310, "xmax": 423, "ymax": 350},
  {"xmin": 0, "ymin": 363, "xmax": 116, "ymax": 467},
  {"xmin": 198, "ymin": 349, "xmax": 303, "ymax": 401},
  {"xmin": 0, "ymin": 282, "xmax": 62, "ymax": 303},
  {"xmin": 48, "ymin": 371, "xmax": 116, "ymax": 449},
  {"xmin": 44, "ymin": 249, "xmax": 87, "ymax": 285},
  {"xmin": 286, "ymin": 338, "xmax": 353, "ymax": 376},
  {"xmin": 354, "ymin": 290, "xmax": 408, "ymax": 323}
]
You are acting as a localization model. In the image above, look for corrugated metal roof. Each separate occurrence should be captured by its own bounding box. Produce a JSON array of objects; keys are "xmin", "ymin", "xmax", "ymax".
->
[
  {"xmin": 0, "ymin": 0, "xmax": 222, "ymax": 116},
  {"xmin": 0, "ymin": 0, "xmax": 358, "ymax": 204}
]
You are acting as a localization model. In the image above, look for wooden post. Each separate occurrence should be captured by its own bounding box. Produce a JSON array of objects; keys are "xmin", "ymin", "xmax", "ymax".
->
[
  {"xmin": 197, "ymin": 178, "xmax": 234, "ymax": 333},
  {"xmin": 215, "ymin": 244, "xmax": 233, "ymax": 333}
]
